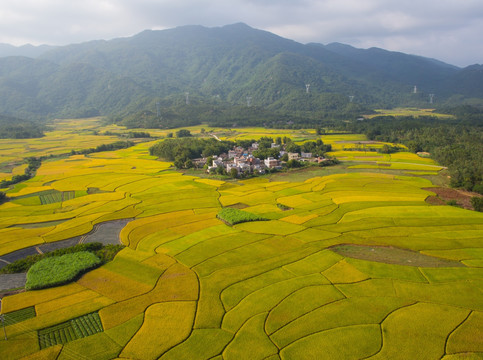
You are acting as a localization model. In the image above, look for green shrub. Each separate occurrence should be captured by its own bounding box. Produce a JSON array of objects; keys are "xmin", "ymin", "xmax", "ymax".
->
[
  {"xmin": 25, "ymin": 251, "xmax": 101, "ymax": 290},
  {"xmin": 95, "ymin": 244, "xmax": 125, "ymax": 263},
  {"xmin": 217, "ymin": 208, "xmax": 268, "ymax": 225},
  {"xmin": 0, "ymin": 242, "xmax": 105, "ymax": 274}
]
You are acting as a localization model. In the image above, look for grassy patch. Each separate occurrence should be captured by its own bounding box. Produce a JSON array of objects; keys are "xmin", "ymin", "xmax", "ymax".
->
[
  {"xmin": 0, "ymin": 242, "xmax": 124, "ymax": 274},
  {"xmin": 217, "ymin": 207, "xmax": 268, "ymax": 225},
  {"xmin": 25, "ymin": 252, "xmax": 101, "ymax": 290}
]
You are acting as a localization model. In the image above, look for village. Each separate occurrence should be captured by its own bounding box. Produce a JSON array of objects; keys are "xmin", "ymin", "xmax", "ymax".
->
[{"xmin": 196, "ymin": 141, "xmax": 330, "ymax": 176}]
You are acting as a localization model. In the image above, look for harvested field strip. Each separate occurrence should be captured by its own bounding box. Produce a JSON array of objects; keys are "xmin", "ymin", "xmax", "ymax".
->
[
  {"xmin": 330, "ymin": 244, "xmax": 465, "ymax": 267},
  {"xmin": 38, "ymin": 311, "xmax": 103, "ymax": 349}
]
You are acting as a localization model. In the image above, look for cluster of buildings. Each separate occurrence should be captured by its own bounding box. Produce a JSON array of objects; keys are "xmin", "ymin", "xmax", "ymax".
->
[{"xmin": 194, "ymin": 142, "xmax": 327, "ymax": 176}]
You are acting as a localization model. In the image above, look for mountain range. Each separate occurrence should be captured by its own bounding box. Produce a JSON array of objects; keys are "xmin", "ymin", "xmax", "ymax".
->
[{"xmin": 0, "ymin": 23, "xmax": 482, "ymax": 122}]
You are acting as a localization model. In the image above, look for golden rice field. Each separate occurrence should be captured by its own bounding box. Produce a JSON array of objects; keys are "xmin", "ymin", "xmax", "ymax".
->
[
  {"xmin": 0, "ymin": 120, "xmax": 482, "ymax": 360},
  {"xmin": 365, "ymin": 108, "xmax": 454, "ymax": 119}
]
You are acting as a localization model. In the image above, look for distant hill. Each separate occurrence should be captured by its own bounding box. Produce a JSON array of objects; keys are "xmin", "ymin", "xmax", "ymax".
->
[
  {"xmin": 0, "ymin": 43, "xmax": 55, "ymax": 58},
  {"xmin": 0, "ymin": 23, "xmax": 481, "ymax": 122}
]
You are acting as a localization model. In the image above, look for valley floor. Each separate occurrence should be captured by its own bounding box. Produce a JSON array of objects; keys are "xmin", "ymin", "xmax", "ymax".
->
[{"xmin": 0, "ymin": 121, "xmax": 481, "ymax": 360}]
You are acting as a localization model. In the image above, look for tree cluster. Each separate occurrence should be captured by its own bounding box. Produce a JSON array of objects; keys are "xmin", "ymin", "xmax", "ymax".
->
[
  {"xmin": 343, "ymin": 109, "xmax": 483, "ymax": 193},
  {"xmin": 149, "ymin": 138, "xmax": 234, "ymax": 169},
  {"xmin": 0, "ymin": 157, "xmax": 42, "ymax": 188},
  {"xmin": 70, "ymin": 141, "xmax": 134, "ymax": 155},
  {"xmin": 0, "ymin": 115, "xmax": 47, "ymax": 139}
]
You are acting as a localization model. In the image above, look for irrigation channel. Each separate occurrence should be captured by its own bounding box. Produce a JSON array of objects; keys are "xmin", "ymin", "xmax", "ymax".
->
[{"xmin": 0, "ymin": 219, "xmax": 132, "ymax": 292}]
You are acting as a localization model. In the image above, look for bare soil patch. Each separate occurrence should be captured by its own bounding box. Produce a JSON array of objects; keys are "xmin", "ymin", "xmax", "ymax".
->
[
  {"xmin": 227, "ymin": 203, "xmax": 249, "ymax": 209},
  {"xmin": 425, "ymin": 195, "xmax": 445, "ymax": 206},
  {"xmin": 330, "ymin": 244, "xmax": 465, "ymax": 267},
  {"xmin": 424, "ymin": 187, "xmax": 480, "ymax": 210}
]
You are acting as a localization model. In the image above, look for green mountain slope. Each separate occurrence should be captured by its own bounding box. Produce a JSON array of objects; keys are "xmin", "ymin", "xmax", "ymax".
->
[{"xmin": 0, "ymin": 23, "xmax": 481, "ymax": 122}]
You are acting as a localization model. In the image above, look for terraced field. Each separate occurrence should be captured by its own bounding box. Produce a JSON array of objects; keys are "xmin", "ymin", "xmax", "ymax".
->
[{"xmin": 0, "ymin": 123, "xmax": 482, "ymax": 360}]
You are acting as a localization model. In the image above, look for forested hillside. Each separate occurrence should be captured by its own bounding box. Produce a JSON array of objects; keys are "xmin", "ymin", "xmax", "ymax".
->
[{"xmin": 0, "ymin": 23, "xmax": 482, "ymax": 122}]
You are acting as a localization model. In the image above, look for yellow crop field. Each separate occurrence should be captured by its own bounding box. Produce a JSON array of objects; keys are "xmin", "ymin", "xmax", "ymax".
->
[
  {"xmin": 120, "ymin": 301, "xmax": 196, "ymax": 359},
  {"xmin": 0, "ymin": 123, "xmax": 481, "ymax": 359},
  {"xmin": 367, "ymin": 108, "xmax": 454, "ymax": 118}
]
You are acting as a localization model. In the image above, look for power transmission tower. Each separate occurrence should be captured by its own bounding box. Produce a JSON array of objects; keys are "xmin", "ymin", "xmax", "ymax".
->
[
  {"xmin": 429, "ymin": 94, "xmax": 435, "ymax": 104},
  {"xmin": 413, "ymin": 85, "xmax": 417, "ymax": 94},
  {"xmin": 305, "ymin": 84, "xmax": 310, "ymax": 94},
  {"xmin": 246, "ymin": 96, "xmax": 252, "ymax": 107},
  {"xmin": 349, "ymin": 95, "xmax": 354, "ymax": 103},
  {"xmin": 185, "ymin": 92, "xmax": 190, "ymax": 105}
]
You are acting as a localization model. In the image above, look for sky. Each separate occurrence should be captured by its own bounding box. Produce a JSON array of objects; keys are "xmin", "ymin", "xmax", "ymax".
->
[{"xmin": 0, "ymin": 0, "xmax": 482, "ymax": 67}]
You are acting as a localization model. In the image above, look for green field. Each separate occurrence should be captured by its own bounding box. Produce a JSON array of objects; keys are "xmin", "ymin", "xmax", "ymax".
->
[{"xmin": 0, "ymin": 119, "xmax": 481, "ymax": 359}]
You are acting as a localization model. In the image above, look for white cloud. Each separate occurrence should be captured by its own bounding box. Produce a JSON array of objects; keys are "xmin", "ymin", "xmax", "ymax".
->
[{"xmin": 0, "ymin": 0, "xmax": 481, "ymax": 66}]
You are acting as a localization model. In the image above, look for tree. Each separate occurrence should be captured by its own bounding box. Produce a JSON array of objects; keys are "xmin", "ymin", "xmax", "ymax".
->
[
  {"xmin": 0, "ymin": 191, "xmax": 6, "ymax": 204},
  {"xmin": 184, "ymin": 159, "xmax": 194, "ymax": 169},
  {"xmin": 229, "ymin": 168, "xmax": 238, "ymax": 178},
  {"xmin": 471, "ymin": 197, "xmax": 483, "ymax": 212},
  {"xmin": 216, "ymin": 165, "xmax": 225, "ymax": 175},
  {"xmin": 286, "ymin": 159, "xmax": 302, "ymax": 168},
  {"xmin": 176, "ymin": 129, "xmax": 192, "ymax": 138}
]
